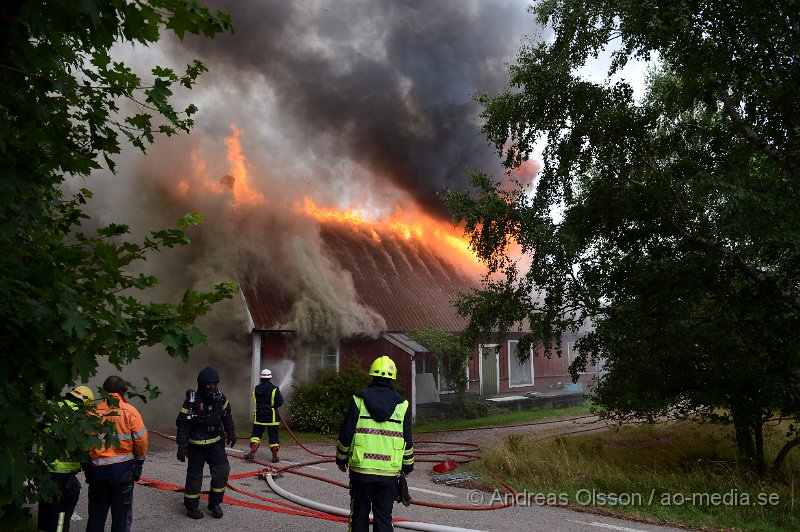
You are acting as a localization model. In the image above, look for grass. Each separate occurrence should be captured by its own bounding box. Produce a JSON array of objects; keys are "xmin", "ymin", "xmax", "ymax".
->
[
  {"xmin": 480, "ymin": 420, "xmax": 800, "ymax": 531},
  {"xmin": 413, "ymin": 403, "xmax": 593, "ymax": 433}
]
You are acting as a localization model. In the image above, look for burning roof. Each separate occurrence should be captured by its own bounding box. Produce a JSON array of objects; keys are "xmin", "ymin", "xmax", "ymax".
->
[{"xmin": 240, "ymin": 219, "xmax": 480, "ymax": 336}]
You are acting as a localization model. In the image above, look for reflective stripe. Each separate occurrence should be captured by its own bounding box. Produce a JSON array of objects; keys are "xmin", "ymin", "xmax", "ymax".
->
[
  {"xmin": 49, "ymin": 459, "xmax": 82, "ymax": 473},
  {"xmin": 350, "ymin": 466, "xmax": 400, "ymax": 477},
  {"xmin": 114, "ymin": 427, "xmax": 147, "ymax": 440},
  {"xmin": 355, "ymin": 427, "xmax": 403, "ymax": 438},
  {"xmin": 91, "ymin": 453, "xmax": 133, "ymax": 466},
  {"xmin": 211, "ymin": 486, "xmax": 226, "ymax": 493},
  {"xmin": 189, "ymin": 436, "xmax": 221, "ymax": 445},
  {"xmin": 271, "ymin": 388, "xmax": 277, "ymax": 406},
  {"xmin": 56, "ymin": 512, "xmax": 65, "ymax": 532},
  {"xmin": 180, "ymin": 407, "xmax": 189, "ymax": 414},
  {"xmin": 363, "ymin": 453, "xmax": 391, "ymax": 461},
  {"xmin": 250, "ymin": 437, "xmax": 261, "ymax": 443},
  {"xmin": 184, "ymin": 492, "xmax": 201, "ymax": 499}
]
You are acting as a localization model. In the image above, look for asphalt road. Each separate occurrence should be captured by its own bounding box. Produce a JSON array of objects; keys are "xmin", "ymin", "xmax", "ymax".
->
[{"xmin": 66, "ymin": 418, "xmax": 691, "ymax": 532}]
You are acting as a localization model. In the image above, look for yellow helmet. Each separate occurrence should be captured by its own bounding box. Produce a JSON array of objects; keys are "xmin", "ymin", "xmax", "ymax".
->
[
  {"xmin": 68, "ymin": 385, "xmax": 94, "ymax": 405},
  {"xmin": 369, "ymin": 356, "xmax": 397, "ymax": 380}
]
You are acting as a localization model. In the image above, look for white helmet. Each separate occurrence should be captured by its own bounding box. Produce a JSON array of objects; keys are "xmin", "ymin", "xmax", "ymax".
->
[{"xmin": 260, "ymin": 368, "xmax": 272, "ymax": 379}]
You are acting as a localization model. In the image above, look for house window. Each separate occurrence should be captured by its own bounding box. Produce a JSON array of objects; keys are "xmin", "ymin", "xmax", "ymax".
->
[
  {"xmin": 508, "ymin": 340, "xmax": 533, "ymax": 387},
  {"xmin": 307, "ymin": 344, "xmax": 339, "ymax": 379},
  {"xmin": 568, "ymin": 340, "xmax": 598, "ymax": 374}
]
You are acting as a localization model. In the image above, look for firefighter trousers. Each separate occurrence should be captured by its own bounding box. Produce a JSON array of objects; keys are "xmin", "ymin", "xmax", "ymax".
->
[
  {"xmin": 37, "ymin": 472, "xmax": 80, "ymax": 532},
  {"xmin": 348, "ymin": 471, "xmax": 398, "ymax": 532},
  {"xmin": 250, "ymin": 424, "xmax": 279, "ymax": 446},
  {"xmin": 86, "ymin": 467, "xmax": 135, "ymax": 532},
  {"xmin": 183, "ymin": 441, "xmax": 230, "ymax": 509}
]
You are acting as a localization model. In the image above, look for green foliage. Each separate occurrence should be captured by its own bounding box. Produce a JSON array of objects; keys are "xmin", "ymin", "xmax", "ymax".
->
[
  {"xmin": 481, "ymin": 422, "xmax": 800, "ymax": 530},
  {"xmin": 443, "ymin": 0, "xmax": 800, "ymax": 476},
  {"xmin": 407, "ymin": 324, "xmax": 472, "ymax": 411},
  {"xmin": 461, "ymin": 399, "xmax": 490, "ymax": 419},
  {"xmin": 289, "ymin": 361, "xmax": 373, "ymax": 434},
  {"xmin": 0, "ymin": 0, "xmax": 233, "ymax": 524}
]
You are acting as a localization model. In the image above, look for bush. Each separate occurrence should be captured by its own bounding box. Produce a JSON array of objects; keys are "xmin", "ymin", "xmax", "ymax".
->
[
  {"xmin": 289, "ymin": 361, "xmax": 372, "ymax": 434},
  {"xmin": 462, "ymin": 399, "xmax": 490, "ymax": 419}
]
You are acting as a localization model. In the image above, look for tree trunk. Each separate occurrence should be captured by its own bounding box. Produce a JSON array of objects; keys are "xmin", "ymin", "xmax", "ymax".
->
[
  {"xmin": 753, "ymin": 422, "xmax": 766, "ymax": 476},
  {"xmin": 734, "ymin": 418, "xmax": 755, "ymax": 464},
  {"xmin": 772, "ymin": 435, "xmax": 800, "ymax": 474}
]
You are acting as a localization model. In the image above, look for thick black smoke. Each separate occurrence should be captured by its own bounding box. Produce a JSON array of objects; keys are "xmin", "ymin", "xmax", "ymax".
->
[{"xmin": 175, "ymin": 0, "xmax": 536, "ymax": 218}]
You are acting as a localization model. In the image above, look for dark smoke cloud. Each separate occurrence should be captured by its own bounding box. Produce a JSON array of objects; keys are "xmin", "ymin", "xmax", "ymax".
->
[{"xmin": 177, "ymin": 0, "xmax": 536, "ymax": 218}]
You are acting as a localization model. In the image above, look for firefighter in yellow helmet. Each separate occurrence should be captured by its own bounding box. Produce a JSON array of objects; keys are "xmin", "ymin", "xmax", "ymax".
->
[
  {"xmin": 335, "ymin": 356, "xmax": 414, "ymax": 531},
  {"xmin": 37, "ymin": 386, "xmax": 94, "ymax": 532}
]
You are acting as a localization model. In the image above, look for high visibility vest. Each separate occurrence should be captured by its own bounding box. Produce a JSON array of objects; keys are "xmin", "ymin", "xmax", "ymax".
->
[
  {"xmin": 47, "ymin": 401, "xmax": 82, "ymax": 474},
  {"xmin": 348, "ymin": 396, "xmax": 408, "ymax": 476}
]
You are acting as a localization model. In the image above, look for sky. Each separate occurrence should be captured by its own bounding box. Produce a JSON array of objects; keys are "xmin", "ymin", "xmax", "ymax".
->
[{"xmin": 69, "ymin": 0, "xmax": 646, "ymax": 427}]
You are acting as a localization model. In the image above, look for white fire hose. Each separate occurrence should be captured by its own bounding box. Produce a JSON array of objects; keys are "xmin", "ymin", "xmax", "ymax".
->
[{"xmin": 264, "ymin": 472, "xmax": 488, "ymax": 532}]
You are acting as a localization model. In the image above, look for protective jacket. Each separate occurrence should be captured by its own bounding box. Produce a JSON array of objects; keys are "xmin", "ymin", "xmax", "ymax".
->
[
  {"xmin": 253, "ymin": 381, "xmax": 284, "ymax": 426},
  {"xmin": 177, "ymin": 389, "xmax": 235, "ymax": 446},
  {"xmin": 46, "ymin": 399, "xmax": 83, "ymax": 474},
  {"xmin": 336, "ymin": 380, "xmax": 413, "ymax": 476},
  {"xmin": 87, "ymin": 393, "xmax": 148, "ymax": 480}
]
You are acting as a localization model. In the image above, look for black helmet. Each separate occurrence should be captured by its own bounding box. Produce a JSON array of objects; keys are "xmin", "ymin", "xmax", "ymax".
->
[{"xmin": 197, "ymin": 367, "xmax": 220, "ymax": 385}]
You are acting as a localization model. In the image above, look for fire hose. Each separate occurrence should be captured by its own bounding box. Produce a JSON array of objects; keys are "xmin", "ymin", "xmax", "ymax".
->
[
  {"xmin": 263, "ymin": 470, "xmax": 488, "ymax": 532},
  {"xmin": 146, "ymin": 413, "xmax": 602, "ymax": 526}
]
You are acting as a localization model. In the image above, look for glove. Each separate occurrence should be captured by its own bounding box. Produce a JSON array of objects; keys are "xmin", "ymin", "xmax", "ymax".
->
[
  {"xmin": 176, "ymin": 446, "xmax": 186, "ymax": 462},
  {"xmin": 338, "ymin": 463, "xmax": 348, "ymax": 473},
  {"xmin": 132, "ymin": 460, "xmax": 143, "ymax": 482},
  {"xmin": 227, "ymin": 434, "xmax": 237, "ymax": 448},
  {"xmin": 396, "ymin": 474, "xmax": 412, "ymax": 507}
]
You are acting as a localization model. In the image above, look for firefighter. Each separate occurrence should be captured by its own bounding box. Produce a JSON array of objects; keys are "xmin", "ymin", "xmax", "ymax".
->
[
  {"xmin": 244, "ymin": 368, "xmax": 284, "ymax": 462},
  {"xmin": 37, "ymin": 386, "xmax": 93, "ymax": 532},
  {"xmin": 85, "ymin": 376, "xmax": 148, "ymax": 532},
  {"xmin": 176, "ymin": 367, "xmax": 236, "ymax": 520},
  {"xmin": 336, "ymin": 356, "xmax": 414, "ymax": 532}
]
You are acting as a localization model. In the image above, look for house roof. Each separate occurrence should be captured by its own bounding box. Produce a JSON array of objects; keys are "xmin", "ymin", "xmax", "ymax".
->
[{"xmin": 240, "ymin": 222, "xmax": 481, "ymax": 333}]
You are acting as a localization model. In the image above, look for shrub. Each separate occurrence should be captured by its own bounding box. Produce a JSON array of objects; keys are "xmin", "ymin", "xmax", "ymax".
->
[
  {"xmin": 462, "ymin": 399, "xmax": 490, "ymax": 419},
  {"xmin": 289, "ymin": 361, "xmax": 372, "ymax": 434}
]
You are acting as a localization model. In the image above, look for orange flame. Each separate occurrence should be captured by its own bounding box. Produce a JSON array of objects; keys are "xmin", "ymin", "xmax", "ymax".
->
[
  {"xmin": 294, "ymin": 197, "xmax": 484, "ymax": 274},
  {"xmin": 224, "ymin": 125, "xmax": 264, "ymax": 206}
]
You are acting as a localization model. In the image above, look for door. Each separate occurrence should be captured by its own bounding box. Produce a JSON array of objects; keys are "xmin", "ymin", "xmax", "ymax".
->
[{"xmin": 480, "ymin": 344, "xmax": 499, "ymax": 396}]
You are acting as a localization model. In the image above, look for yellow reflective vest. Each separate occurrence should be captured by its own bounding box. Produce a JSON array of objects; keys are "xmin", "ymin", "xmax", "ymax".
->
[
  {"xmin": 47, "ymin": 400, "xmax": 83, "ymax": 474},
  {"xmin": 348, "ymin": 396, "xmax": 408, "ymax": 476}
]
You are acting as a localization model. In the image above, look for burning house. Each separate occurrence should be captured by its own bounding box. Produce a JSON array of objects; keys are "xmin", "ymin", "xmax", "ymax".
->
[{"xmin": 238, "ymin": 214, "xmax": 599, "ymax": 421}]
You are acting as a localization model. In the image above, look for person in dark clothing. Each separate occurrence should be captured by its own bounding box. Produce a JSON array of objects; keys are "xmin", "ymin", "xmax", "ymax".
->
[
  {"xmin": 37, "ymin": 386, "xmax": 93, "ymax": 532},
  {"xmin": 244, "ymin": 368, "xmax": 284, "ymax": 462},
  {"xmin": 336, "ymin": 356, "xmax": 414, "ymax": 532},
  {"xmin": 176, "ymin": 367, "xmax": 236, "ymax": 520}
]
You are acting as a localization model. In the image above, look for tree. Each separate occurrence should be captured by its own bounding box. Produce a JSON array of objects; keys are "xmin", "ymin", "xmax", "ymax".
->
[
  {"xmin": 1, "ymin": 0, "xmax": 234, "ymax": 523},
  {"xmin": 443, "ymin": 0, "xmax": 800, "ymax": 476},
  {"xmin": 407, "ymin": 324, "xmax": 472, "ymax": 414}
]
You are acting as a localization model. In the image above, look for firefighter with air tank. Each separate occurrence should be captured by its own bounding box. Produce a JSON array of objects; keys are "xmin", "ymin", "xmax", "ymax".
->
[
  {"xmin": 244, "ymin": 368, "xmax": 284, "ymax": 462},
  {"xmin": 176, "ymin": 367, "xmax": 236, "ymax": 520},
  {"xmin": 336, "ymin": 355, "xmax": 414, "ymax": 532}
]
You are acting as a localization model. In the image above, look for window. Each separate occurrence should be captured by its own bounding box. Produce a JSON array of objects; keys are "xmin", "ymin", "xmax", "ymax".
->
[
  {"xmin": 437, "ymin": 354, "xmax": 456, "ymax": 393},
  {"xmin": 568, "ymin": 340, "xmax": 599, "ymax": 374},
  {"xmin": 508, "ymin": 340, "xmax": 533, "ymax": 387},
  {"xmin": 306, "ymin": 344, "xmax": 339, "ymax": 379}
]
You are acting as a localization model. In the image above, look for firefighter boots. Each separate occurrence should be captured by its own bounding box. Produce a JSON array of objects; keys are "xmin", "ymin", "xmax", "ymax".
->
[
  {"xmin": 208, "ymin": 490, "xmax": 224, "ymax": 518},
  {"xmin": 185, "ymin": 499, "xmax": 203, "ymax": 520},
  {"xmin": 271, "ymin": 444, "xmax": 280, "ymax": 463},
  {"xmin": 244, "ymin": 442, "xmax": 259, "ymax": 460}
]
